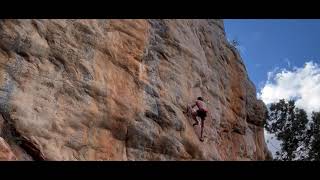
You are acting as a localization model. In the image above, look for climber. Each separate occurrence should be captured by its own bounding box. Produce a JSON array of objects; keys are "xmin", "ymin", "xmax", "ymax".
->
[{"xmin": 187, "ymin": 97, "xmax": 208, "ymax": 142}]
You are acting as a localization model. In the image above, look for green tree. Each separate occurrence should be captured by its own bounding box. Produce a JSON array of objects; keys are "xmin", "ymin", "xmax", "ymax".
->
[
  {"xmin": 230, "ymin": 39, "xmax": 240, "ymax": 47},
  {"xmin": 308, "ymin": 112, "xmax": 320, "ymax": 160},
  {"xmin": 291, "ymin": 108, "xmax": 309, "ymax": 159},
  {"xmin": 265, "ymin": 99, "xmax": 309, "ymax": 160}
]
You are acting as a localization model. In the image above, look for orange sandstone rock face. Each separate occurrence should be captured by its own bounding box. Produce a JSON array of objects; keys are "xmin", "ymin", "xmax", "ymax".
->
[
  {"xmin": 0, "ymin": 19, "xmax": 271, "ymax": 160},
  {"xmin": 0, "ymin": 137, "xmax": 16, "ymax": 160}
]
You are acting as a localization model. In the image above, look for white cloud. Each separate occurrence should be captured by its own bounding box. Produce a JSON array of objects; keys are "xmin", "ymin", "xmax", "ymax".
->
[
  {"xmin": 284, "ymin": 58, "xmax": 291, "ymax": 68},
  {"xmin": 267, "ymin": 67, "xmax": 280, "ymax": 81},
  {"xmin": 258, "ymin": 61, "xmax": 320, "ymax": 157},
  {"xmin": 257, "ymin": 81, "xmax": 266, "ymax": 91},
  {"xmin": 259, "ymin": 61, "xmax": 320, "ymax": 114}
]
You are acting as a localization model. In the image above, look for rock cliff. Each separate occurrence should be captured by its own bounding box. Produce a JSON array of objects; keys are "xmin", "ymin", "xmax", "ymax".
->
[{"xmin": 0, "ymin": 19, "xmax": 271, "ymax": 160}]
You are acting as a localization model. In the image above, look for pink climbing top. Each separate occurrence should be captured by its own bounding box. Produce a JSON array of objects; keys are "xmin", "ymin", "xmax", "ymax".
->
[{"xmin": 195, "ymin": 100, "xmax": 208, "ymax": 112}]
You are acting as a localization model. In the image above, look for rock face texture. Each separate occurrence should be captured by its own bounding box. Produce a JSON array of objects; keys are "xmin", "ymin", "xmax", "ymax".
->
[
  {"xmin": 0, "ymin": 19, "xmax": 270, "ymax": 160},
  {"xmin": 0, "ymin": 137, "xmax": 17, "ymax": 160}
]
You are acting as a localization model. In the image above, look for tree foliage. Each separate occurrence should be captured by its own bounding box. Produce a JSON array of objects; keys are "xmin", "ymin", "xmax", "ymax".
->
[
  {"xmin": 230, "ymin": 39, "xmax": 240, "ymax": 47},
  {"xmin": 265, "ymin": 99, "xmax": 316, "ymax": 160},
  {"xmin": 308, "ymin": 112, "xmax": 320, "ymax": 160}
]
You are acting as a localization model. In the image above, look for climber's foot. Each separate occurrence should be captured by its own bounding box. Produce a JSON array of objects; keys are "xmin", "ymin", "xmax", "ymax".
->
[
  {"xmin": 200, "ymin": 137, "xmax": 204, "ymax": 142},
  {"xmin": 193, "ymin": 122, "xmax": 199, "ymax": 126}
]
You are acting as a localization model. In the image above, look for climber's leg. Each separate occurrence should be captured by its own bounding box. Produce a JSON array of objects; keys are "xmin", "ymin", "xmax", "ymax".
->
[{"xmin": 199, "ymin": 117, "xmax": 205, "ymax": 142}]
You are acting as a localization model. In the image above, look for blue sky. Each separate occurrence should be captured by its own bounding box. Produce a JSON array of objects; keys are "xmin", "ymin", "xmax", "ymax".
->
[{"xmin": 224, "ymin": 19, "xmax": 320, "ymax": 90}]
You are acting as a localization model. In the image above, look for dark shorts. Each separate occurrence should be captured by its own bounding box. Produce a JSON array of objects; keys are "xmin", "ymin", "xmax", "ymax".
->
[{"xmin": 197, "ymin": 110, "xmax": 207, "ymax": 120}]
